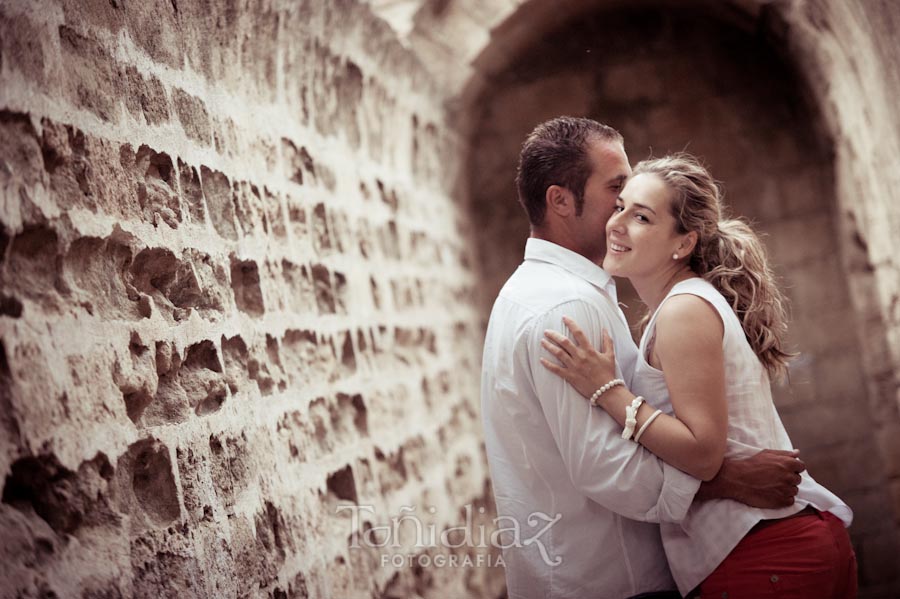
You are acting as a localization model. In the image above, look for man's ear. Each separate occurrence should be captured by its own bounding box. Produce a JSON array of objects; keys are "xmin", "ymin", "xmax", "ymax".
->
[
  {"xmin": 545, "ymin": 185, "xmax": 574, "ymax": 218},
  {"xmin": 679, "ymin": 231, "xmax": 698, "ymax": 256}
]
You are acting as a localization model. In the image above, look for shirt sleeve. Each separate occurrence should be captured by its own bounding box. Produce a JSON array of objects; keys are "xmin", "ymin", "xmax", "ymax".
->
[{"xmin": 526, "ymin": 298, "xmax": 700, "ymax": 523}]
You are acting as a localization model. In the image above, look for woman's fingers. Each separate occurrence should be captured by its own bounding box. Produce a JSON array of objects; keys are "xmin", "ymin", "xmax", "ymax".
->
[
  {"xmin": 601, "ymin": 330, "xmax": 616, "ymax": 357},
  {"xmin": 562, "ymin": 317, "xmax": 592, "ymax": 350},
  {"xmin": 540, "ymin": 339, "xmax": 572, "ymax": 366},
  {"xmin": 540, "ymin": 357, "xmax": 566, "ymax": 377},
  {"xmin": 544, "ymin": 329, "xmax": 578, "ymax": 356}
]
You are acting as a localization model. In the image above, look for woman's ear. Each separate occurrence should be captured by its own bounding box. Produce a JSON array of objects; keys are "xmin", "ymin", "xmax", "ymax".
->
[
  {"xmin": 679, "ymin": 231, "xmax": 698, "ymax": 256},
  {"xmin": 545, "ymin": 185, "xmax": 574, "ymax": 218}
]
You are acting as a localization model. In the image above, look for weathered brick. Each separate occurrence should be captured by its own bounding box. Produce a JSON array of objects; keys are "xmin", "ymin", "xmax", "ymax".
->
[
  {"xmin": 0, "ymin": 9, "xmax": 47, "ymax": 85},
  {"xmin": 125, "ymin": 66, "xmax": 170, "ymax": 125},
  {"xmin": 58, "ymin": 25, "xmax": 122, "ymax": 122},
  {"xmin": 172, "ymin": 88, "xmax": 212, "ymax": 145}
]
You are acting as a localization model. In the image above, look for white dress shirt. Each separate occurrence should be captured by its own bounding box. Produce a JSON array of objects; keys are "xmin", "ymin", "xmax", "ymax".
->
[
  {"xmin": 632, "ymin": 278, "xmax": 853, "ymax": 595},
  {"xmin": 481, "ymin": 239, "xmax": 700, "ymax": 599}
]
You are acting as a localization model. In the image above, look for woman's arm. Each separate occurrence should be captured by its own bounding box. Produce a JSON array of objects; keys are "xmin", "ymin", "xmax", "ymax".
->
[{"xmin": 541, "ymin": 296, "xmax": 727, "ymax": 481}]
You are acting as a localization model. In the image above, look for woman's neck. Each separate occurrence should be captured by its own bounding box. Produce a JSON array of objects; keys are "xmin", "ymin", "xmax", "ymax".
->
[{"xmin": 631, "ymin": 265, "xmax": 697, "ymax": 314}]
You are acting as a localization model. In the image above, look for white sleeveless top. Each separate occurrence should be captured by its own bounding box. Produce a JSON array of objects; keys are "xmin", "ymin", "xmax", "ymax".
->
[{"xmin": 631, "ymin": 278, "xmax": 853, "ymax": 594}]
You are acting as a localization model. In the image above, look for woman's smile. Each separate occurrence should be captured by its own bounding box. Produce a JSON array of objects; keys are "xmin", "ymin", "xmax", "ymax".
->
[{"xmin": 608, "ymin": 240, "xmax": 631, "ymax": 253}]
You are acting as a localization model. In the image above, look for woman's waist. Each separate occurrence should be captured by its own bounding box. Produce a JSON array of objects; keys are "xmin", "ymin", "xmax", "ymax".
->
[{"xmin": 748, "ymin": 504, "xmax": 819, "ymax": 534}]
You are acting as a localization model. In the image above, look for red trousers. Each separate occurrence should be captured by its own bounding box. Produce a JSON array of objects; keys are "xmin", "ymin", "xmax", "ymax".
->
[{"xmin": 696, "ymin": 510, "xmax": 857, "ymax": 599}]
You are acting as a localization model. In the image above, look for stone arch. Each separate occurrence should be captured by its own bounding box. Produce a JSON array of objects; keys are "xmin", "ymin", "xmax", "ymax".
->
[{"xmin": 439, "ymin": 0, "xmax": 900, "ymax": 592}]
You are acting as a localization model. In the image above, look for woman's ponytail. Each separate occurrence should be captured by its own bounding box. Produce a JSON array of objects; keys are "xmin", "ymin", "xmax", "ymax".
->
[{"xmin": 699, "ymin": 219, "xmax": 794, "ymax": 379}]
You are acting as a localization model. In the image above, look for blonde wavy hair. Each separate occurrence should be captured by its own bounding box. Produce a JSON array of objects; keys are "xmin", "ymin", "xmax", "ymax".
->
[{"xmin": 634, "ymin": 153, "xmax": 795, "ymax": 379}]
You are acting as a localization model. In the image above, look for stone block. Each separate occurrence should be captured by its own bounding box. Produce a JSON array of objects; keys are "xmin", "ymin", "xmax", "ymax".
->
[
  {"xmin": 199, "ymin": 166, "xmax": 238, "ymax": 240},
  {"xmin": 172, "ymin": 88, "xmax": 212, "ymax": 146},
  {"xmin": 58, "ymin": 25, "xmax": 122, "ymax": 122},
  {"xmin": 124, "ymin": 66, "xmax": 170, "ymax": 126},
  {"xmin": 122, "ymin": 0, "xmax": 183, "ymax": 70},
  {"xmin": 0, "ymin": 9, "xmax": 47, "ymax": 85}
]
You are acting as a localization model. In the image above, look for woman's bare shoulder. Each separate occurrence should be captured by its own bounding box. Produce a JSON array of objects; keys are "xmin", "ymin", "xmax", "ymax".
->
[{"xmin": 654, "ymin": 293, "xmax": 724, "ymax": 348}]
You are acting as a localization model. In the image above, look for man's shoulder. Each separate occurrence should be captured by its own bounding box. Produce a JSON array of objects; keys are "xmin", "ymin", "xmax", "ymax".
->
[
  {"xmin": 501, "ymin": 261, "xmax": 598, "ymax": 303},
  {"xmin": 494, "ymin": 263, "xmax": 608, "ymax": 327}
]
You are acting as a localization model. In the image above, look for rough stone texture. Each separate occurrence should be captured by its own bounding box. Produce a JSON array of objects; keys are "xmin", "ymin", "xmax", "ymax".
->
[
  {"xmin": 0, "ymin": 0, "xmax": 495, "ymax": 597},
  {"xmin": 2, "ymin": 0, "xmax": 900, "ymax": 597}
]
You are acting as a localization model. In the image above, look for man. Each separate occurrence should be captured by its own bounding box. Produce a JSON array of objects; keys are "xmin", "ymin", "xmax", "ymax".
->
[{"xmin": 481, "ymin": 117, "xmax": 805, "ymax": 599}]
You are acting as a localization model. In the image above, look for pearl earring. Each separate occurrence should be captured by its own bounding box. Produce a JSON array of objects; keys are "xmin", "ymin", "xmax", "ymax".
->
[{"xmin": 672, "ymin": 253, "xmax": 679, "ymax": 260}]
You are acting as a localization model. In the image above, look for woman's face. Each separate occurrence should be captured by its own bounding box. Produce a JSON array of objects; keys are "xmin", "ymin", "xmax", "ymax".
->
[{"xmin": 602, "ymin": 173, "xmax": 686, "ymax": 279}]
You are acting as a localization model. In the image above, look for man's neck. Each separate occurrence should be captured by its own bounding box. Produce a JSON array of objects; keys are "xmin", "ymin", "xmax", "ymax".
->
[{"xmin": 530, "ymin": 230, "xmax": 605, "ymax": 266}]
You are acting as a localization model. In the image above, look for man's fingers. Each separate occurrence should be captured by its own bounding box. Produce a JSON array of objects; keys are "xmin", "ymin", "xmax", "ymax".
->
[
  {"xmin": 764, "ymin": 448, "xmax": 801, "ymax": 458},
  {"xmin": 791, "ymin": 458, "xmax": 807, "ymax": 473}
]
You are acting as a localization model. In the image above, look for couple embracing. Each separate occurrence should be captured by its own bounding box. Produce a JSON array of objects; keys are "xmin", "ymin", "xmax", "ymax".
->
[{"xmin": 480, "ymin": 117, "xmax": 856, "ymax": 599}]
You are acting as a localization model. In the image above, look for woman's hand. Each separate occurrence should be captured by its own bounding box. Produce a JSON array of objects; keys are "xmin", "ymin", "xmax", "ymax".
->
[{"xmin": 540, "ymin": 316, "xmax": 618, "ymax": 400}]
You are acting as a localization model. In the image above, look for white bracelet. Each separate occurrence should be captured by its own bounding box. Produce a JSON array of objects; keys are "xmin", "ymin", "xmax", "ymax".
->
[
  {"xmin": 590, "ymin": 378, "xmax": 625, "ymax": 406},
  {"xmin": 634, "ymin": 409, "xmax": 663, "ymax": 443},
  {"xmin": 621, "ymin": 396, "xmax": 645, "ymax": 440}
]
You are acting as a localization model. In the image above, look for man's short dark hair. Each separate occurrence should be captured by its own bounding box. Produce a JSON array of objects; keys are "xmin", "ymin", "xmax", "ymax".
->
[{"xmin": 516, "ymin": 117, "xmax": 623, "ymax": 226}]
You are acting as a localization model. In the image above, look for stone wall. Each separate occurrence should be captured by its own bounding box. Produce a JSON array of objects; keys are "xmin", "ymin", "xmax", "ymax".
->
[{"xmin": 0, "ymin": 1, "xmax": 501, "ymax": 597}]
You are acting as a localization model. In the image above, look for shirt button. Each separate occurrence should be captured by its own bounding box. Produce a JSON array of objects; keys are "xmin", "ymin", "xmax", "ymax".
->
[{"xmin": 771, "ymin": 574, "xmax": 780, "ymax": 582}]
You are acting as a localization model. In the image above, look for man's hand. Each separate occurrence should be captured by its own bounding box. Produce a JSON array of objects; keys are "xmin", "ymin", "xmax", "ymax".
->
[{"xmin": 697, "ymin": 449, "xmax": 806, "ymax": 508}]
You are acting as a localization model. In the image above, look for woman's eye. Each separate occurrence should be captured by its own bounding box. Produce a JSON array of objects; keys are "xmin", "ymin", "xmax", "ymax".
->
[
  {"xmin": 614, "ymin": 205, "xmax": 624, "ymax": 212},
  {"xmin": 635, "ymin": 214, "xmax": 649, "ymax": 223}
]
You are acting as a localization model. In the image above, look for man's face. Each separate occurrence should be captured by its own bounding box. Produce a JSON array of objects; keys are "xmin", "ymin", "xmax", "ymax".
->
[{"xmin": 569, "ymin": 139, "xmax": 631, "ymax": 264}]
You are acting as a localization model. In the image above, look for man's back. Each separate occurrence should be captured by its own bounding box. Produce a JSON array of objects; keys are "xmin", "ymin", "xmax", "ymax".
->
[{"xmin": 481, "ymin": 239, "xmax": 698, "ymax": 599}]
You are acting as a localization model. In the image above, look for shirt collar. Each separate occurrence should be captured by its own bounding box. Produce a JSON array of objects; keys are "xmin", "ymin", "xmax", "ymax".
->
[{"xmin": 524, "ymin": 238, "xmax": 617, "ymax": 299}]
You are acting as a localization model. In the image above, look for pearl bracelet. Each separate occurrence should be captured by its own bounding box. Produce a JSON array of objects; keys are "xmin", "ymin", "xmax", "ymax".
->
[
  {"xmin": 589, "ymin": 378, "xmax": 625, "ymax": 406},
  {"xmin": 621, "ymin": 396, "xmax": 645, "ymax": 440}
]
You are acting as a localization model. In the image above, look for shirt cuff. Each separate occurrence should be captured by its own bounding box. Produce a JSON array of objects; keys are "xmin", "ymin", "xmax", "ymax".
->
[{"xmin": 651, "ymin": 463, "xmax": 701, "ymax": 523}]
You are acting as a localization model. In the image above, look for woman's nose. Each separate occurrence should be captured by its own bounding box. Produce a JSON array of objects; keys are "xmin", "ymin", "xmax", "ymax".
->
[{"xmin": 607, "ymin": 210, "xmax": 625, "ymax": 232}]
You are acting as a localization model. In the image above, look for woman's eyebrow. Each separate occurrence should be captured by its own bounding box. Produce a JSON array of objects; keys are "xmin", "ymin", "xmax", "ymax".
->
[
  {"xmin": 615, "ymin": 197, "xmax": 658, "ymax": 215},
  {"xmin": 633, "ymin": 202, "xmax": 657, "ymax": 215}
]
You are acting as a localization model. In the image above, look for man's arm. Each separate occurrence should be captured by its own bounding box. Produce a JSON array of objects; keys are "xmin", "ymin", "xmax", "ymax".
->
[
  {"xmin": 528, "ymin": 300, "xmax": 699, "ymax": 524},
  {"xmin": 698, "ymin": 449, "xmax": 805, "ymax": 508}
]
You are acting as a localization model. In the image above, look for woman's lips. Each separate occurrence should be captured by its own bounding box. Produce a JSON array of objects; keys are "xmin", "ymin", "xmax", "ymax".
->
[{"xmin": 608, "ymin": 241, "xmax": 631, "ymax": 253}]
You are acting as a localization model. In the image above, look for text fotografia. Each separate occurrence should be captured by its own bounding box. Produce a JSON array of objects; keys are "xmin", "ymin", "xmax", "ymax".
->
[
  {"xmin": 381, "ymin": 552, "xmax": 506, "ymax": 569},
  {"xmin": 336, "ymin": 504, "xmax": 562, "ymax": 566}
]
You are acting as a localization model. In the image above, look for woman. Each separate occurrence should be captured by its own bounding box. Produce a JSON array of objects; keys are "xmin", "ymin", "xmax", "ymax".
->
[{"xmin": 540, "ymin": 154, "xmax": 856, "ymax": 598}]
